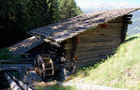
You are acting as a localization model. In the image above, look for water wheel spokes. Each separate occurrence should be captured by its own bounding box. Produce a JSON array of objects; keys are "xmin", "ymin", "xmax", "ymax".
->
[{"xmin": 34, "ymin": 54, "xmax": 54, "ymax": 80}]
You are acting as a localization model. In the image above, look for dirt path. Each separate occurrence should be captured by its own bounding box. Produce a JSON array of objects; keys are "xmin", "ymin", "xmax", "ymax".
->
[{"xmin": 60, "ymin": 79, "xmax": 129, "ymax": 90}]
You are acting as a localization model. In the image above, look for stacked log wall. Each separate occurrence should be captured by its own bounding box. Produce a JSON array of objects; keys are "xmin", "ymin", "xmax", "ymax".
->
[{"xmin": 64, "ymin": 16, "xmax": 125, "ymax": 68}]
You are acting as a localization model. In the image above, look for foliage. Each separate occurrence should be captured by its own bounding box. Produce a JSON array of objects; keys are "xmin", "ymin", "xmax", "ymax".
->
[
  {"xmin": 0, "ymin": 0, "xmax": 82, "ymax": 49},
  {"xmin": 0, "ymin": 48, "xmax": 22, "ymax": 60},
  {"xmin": 72, "ymin": 34, "xmax": 140, "ymax": 90}
]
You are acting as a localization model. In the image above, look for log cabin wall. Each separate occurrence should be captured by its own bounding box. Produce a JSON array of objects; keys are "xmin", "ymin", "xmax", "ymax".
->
[{"xmin": 63, "ymin": 16, "xmax": 131, "ymax": 68}]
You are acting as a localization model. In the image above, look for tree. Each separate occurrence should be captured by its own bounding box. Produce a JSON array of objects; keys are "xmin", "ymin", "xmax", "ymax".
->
[
  {"xmin": 0, "ymin": 0, "xmax": 82, "ymax": 49},
  {"xmin": 58, "ymin": 0, "xmax": 82, "ymax": 20}
]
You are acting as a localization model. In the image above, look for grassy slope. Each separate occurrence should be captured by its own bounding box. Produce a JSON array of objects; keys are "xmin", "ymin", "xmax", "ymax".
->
[
  {"xmin": 74, "ymin": 33, "xmax": 140, "ymax": 89},
  {"xmin": 36, "ymin": 34, "xmax": 140, "ymax": 90}
]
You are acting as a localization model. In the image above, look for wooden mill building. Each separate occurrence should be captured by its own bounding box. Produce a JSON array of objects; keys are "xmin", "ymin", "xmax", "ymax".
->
[{"xmin": 8, "ymin": 8, "xmax": 140, "ymax": 71}]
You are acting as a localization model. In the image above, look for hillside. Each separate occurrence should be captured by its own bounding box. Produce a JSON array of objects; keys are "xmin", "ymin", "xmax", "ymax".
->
[
  {"xmin": 71, "ymin": 33, "xmax": 140, "ymax": 90},
  {"xmin": 36, "ymin": 33, "xmax": 140, "ymax": 90}
]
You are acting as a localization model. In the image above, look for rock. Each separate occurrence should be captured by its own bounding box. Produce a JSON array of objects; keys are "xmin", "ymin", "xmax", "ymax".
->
[
  {"xmin": 24, "ymin": 70, "xmax": 42, "ymax": 84},
  {"xmin": 60, "ymin": 68, "xmax": 71, "ymax": 81}
]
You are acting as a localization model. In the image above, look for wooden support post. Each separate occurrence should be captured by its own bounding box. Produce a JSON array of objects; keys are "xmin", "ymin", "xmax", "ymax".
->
[{"xmin": 121, "ymin": 14, "xmax": 132, "ymax": 43}]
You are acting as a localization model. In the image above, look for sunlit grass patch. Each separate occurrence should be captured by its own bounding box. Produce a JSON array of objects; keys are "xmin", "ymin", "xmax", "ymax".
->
[{"xmin": 73, "ymin": 33, "xmax": 140, "ymax": 89}]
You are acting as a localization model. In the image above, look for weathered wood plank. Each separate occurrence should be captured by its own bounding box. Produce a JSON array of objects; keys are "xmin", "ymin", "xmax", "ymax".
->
[
  {"xmin": 77, "ymin": 38, "xmax": 121, "ymax": 43},
  {"xmin": 66, "ymin": 38, "xmax": 121, "ymax": 44},
  {"xmin": 99, "ymin": 23, "xmax": 122, "ymax": 29},
  {"xmin": 64, "ymin": 41, "xmax": 121, "ymax": 48},
  {"xmin": 64, "ymin": 35, "xmax": 121, "ymax": 45},
  {"xmin": 75, "ymin": 52, "xmax": 114, "ymax": 68},
  {"xmin": 78, "ymin": 32, "xmax": 121, "ymax": 38},
  {"xmin": 124, "ymin": 14, "xmax": 133, "ymax": 17},
  {"xmin": 64, "ymin": 42, "xmax": 120, "ymax": 50},
  {"xmin": 76, "ymin": 44, "xmax": 119, "ymax": 52},
  {"xmin": 0, "ymin": 64, "xmax": 33, "ymax": 71},
  {"xmin": 5, "ymin": 72, "xmax": 32, "ymax": 90},
  {"xmin": 76, "ymin": 48, "xmax": 116, "ymax": 57},
  {"xmin": 78, "ymin": 33, "xmax": 121, "ymax": 38},
  {"xmin": 75, "ymin": 59, "xmax": 100, "ymax": 68},
  {"xmin": 64, "ymin": 43, "xmax": 119, "ymax": 53},
  {"xmin": 65, "ymin": 47, "xmax": 116, "ymax": 60},
  {"xmin": 5, "ymin": 72, "xmax": 22, "ymax": 90},
  {"xmin": 84, "ymin": 28, "xmax": 122, "ymax": 33},
  {"xmin": 76, "ymin": 51, "xmax": 114, "ymax": 60}
]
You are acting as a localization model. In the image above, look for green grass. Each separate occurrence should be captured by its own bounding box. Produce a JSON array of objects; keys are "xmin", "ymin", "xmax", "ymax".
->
[
  {"xmin": 74, "ymin": 33, "xmax": 140, "ymax": 90},
  {"xmin": 0, "ymin": 48, "xmax": 22, "ymax": 60},
  {"xmin": 36, "ymin": 33, "xmax": 140, "ymax": 90},
  {"xmin": 35, "ymin": 84, "xmax": 77, "ymax": 90}
]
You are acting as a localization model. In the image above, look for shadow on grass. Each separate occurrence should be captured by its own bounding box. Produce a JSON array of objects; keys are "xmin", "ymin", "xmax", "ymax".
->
[
  {"xmin": 36, "ymin": 83, "xmax": 76, "ymax": 90},
  {"xmin": 125, "ymin": 36, "xmax": 139, "ymax": 43},
  {"xmin": 74, "ymin": 54, "xmax": 113, "ymax": 78},
  {"xmin": 75, "ymin": 35, "xmax": 140, "ymax": 78}
]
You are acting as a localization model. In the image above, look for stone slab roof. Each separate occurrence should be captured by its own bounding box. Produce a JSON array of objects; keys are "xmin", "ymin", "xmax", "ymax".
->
[
  {"xmin": 8, "ymin": 36, "xmax": 43, "ymax": 53},
  {"xmin": 28, "ymin": 8, "xmax": 140, "ymax": 43}
]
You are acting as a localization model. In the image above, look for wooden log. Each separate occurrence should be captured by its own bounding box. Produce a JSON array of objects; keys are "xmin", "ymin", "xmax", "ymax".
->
[
  {"xmin": 76, "ymin": 55, "xmax": 107, "ymax": 63},
  {"xmin": 65, "ymin": 47, "xmax": 116, "ymax": 59},
  {"xmin": 64, "ymin": 36, "xmax": 121, "ymax": 45},
  {"xmin": 5, "ymin": 72, "xmax": 32, "ymax": 90},
  {"xmin": 64, "ymin": 44, "xmax": 120, "ymax": 51},
  {"xmin": 77, "ymin": 38, "xmax": 121, "ymax": 43},
  {"xmin": 5, "ymin": 72, "xmax": 22, "ymax": 90},
  {"xmin": 125, "ymin": 17, "xmax": 132, "ymax": 21},
  {"xmin": 78, "ymin": 31, "xmax": 121, "ymax": 37},
  {"xmin": 101, "ymin": 23, "xmax": 122, "ymax": 29},
  {"xmin": 75, "ymin": 59, "xmax": 100, "ymax": 68},
  {"xmin": 44, "ymin": 38, "xmax": 60, "ymax": 47},
  {"xmin": 76, "ymin": 44, "xmax": 120, "ymax": 52},
  {"xmin": 64, "ymin": 43, "xmax": 119, "ymax": 54},
  {"xmin": 99, "ymin": 23, "xmax": 110, "ymax": 28},
  {"xmin": 75, "ymin": 52, "xmax": 114, "ymax": 68},
  {"xmin": 78, "ymin": 31, "xmax": 121, "ymax": 38},
  {"xmin": 124, "ymin": 14, "xmax": 133, "ymax": 17},
  {"xmin": 76, "ymin": 51, "xmax": 114, "ymax": 60},
  {"xmin": 88, "ymin": 23, "xmax": 123, "ymax": 31},
  {"xmin": 64, "ymin": 39, "xmax": 120, "ymax": 47},
  {"xmin": 76, "ymin": 48, "xmax": 116, "ymax": 57},
  {"xmin": 77, "ymin": 34, "xmax": 121, "ymax": 39},
  {"xmin": 76, "ymin": 59, "xmax": 99, "ymax": 65},
  {"xmin": 64, "ymin": 41, "xmax": 121, "ymax": 48},
  {"xmin": 0, "ymin": 64, "xmax": 33, "ymax": 71},
  {"xmin": 89, "ymin": 28, "xmax": 122, "ymax": 32},
  {"xmin": 63, "ymin": 26, "xmax": 122, "ymax": 45}
]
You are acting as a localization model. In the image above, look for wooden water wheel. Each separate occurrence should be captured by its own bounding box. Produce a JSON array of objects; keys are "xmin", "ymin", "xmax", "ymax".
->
[{"xmin": 34, "ymin": 54, "xmax": 54, "ymax": 80}]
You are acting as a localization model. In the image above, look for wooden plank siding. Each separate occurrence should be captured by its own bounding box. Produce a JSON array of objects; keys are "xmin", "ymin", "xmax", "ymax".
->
[{"xmin": 63, "ymin": 17, "xmax": 123, "ymax": 68}]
